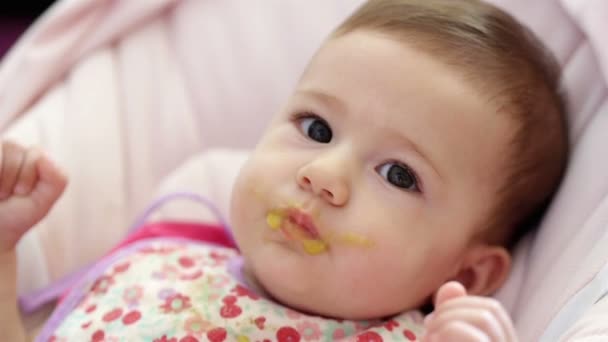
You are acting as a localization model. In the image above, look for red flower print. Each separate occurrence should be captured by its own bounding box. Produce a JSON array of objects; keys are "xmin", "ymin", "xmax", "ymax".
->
[
  {"xmin": 209, "ymin": 251, "xmax": 230, "ymax": 263},
  {"xmin": 218, "ymin": 295, "xmax": 242, "ymax": 318},
  {"xmin": 85, "ymin": 304, "xmax": 97, "ymax": 314},
  {"xmin": 219, "ymin": 303, "xmax": 242, "ymax": 318},
  {"xmin": 222, "ymin": 295, "xmax": 237, "ymax": 305},
  {"xmin": 160, "ymin": 293, "xmax": 192, "ymax": 314},
  {"xmin": 277, "ymin": 326, "xmax": 301, "ymax": 342},
  {"xmin": 122, "ymin": 310, "xmax": 142, "ymax": 325},
  {"xmin": 403, "ymin": 329, "xmax": 416, "ymax": 341},
  {"xmin": 285, "ymin": 309, "xmax": 302, "ymax": 320},
  {"xmin": 178, "ymin": 256, "xmax": 195, "ymax": 268},
  {"xmin": 184, "ymin": 316, "xmax": 212, "ymax": 336},
  {"xmin": 81, "ymin": 321, "xmax": 92, "ymax": 329},
  {"xmin": 102, "ymin": 308, "xmax": 123, "ymax": 322},
  {"xmin": 179, "ymin": 336, "xmax": 199, "ymax": 342},
  {"xmin": 232, "ymin": 284, "xmax": 260, "ymax": 300},
  {"xmin": 92, "ymin": 330, "xmax": 105, "ymax": 342},
  {"xmin": 113, "ymin": 262, "xmax": 130, "ymax": 273},
  {"xmin": 158, "ymin": 246, "xmax": 178, "ymax": 254},
  {"xmin": 384, "ymin": 320, "xmax": 399, "ymax": 332},
  {"xmin": 91, "ymin": 275, "xmax": 114, "ymax": 295},
  {"xmin": 207, "ymin": 327, "xmax": 227, "ymax": 342},
  {"xmin": 296, "ymin": 321, "xmax": 322, "ymax": 341},
  {"xmin": 332, "ymin": 328, "xmax": 346, "ymax": 340},
  {"xmin": 180, "ymin": 270, "xmax": 203, "ymax": 281},
  {"xmin": 254, "ymin": 316, "xmax": 266, "ymax": 330},
  {"xmin": 356, "ymin": 331, "xmax": 383, "ymax": 342},
  {"xmin": 154, "ymin": 336, "xmax": 177, "ymax": 342}
]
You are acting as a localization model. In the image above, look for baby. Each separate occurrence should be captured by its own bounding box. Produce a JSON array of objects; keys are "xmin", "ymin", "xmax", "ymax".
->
[{"xmin": 0, "ymin": 0, "xmax": 567, "ymax": 341}]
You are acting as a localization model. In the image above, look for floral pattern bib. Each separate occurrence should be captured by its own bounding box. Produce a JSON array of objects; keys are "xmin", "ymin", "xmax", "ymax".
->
[{"xmin": 49, "ymin": 240, "xmax": 424, "ymax": 341}]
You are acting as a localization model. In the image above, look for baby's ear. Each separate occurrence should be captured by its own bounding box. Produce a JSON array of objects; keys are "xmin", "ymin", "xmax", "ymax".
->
[{"xmin": 452, "ymin": 244, "xmax": 511, "ymax": 296}]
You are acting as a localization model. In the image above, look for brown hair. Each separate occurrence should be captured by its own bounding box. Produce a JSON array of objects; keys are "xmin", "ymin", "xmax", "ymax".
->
[{"xmin": 334, "ymin": 0, "xmax": 568, "ymax": 247}]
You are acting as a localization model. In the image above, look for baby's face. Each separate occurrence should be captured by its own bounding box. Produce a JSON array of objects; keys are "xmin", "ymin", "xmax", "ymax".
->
[{"xmin": 230, "ymin": 30, "xmax": 513, "ymax": 319}]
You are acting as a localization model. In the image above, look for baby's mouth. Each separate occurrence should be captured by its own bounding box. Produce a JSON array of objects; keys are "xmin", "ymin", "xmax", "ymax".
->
[
  {"xmin": 284, "ymin": 207, "xmax": 321, "ymax": 239},
  {"xmin": 265, "ymin": 202, "xmax": 375, "ymax": 255},
  {"xmin": 266, "ymin": 206, "xmax": 328, "ymax": 255}
]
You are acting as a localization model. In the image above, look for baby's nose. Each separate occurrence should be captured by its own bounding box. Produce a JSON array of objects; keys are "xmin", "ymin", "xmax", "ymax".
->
[{"xmin": 296, "ymin": 157, "xmax": 350, "ymax": 206}]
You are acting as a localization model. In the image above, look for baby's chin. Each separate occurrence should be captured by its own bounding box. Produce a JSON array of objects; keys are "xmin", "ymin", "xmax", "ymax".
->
[
  {"xmin": 265, "ymin": 281, "xmax": 407, "ymax": 320},
  {"xmin": 249, "ymin": 259, "xmax": 412, "ymax": 321}
]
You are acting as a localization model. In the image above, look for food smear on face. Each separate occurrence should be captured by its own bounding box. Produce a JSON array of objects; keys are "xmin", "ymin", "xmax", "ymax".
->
[
  {"xmin": 336, "ymin": 232, "xmax": 374, "ymax": 248},
  {"xmin": 266, "ymin": 209, "xmax": 284, "ymax": 230},
  {"xmin": 265, "ymin": 206, "xmax": 374, "ymax": 255},
  {"xmin": 301, "ymin": 239, "xmax": 328, "ymax": 255}
]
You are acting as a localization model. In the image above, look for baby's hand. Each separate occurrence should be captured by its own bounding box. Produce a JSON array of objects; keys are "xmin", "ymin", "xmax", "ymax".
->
[
  {"xmin": 422, "ymin": 281, "xmax": 518, "ymax": 342},
  {"xmin": 0, "ymin": 141, "xmax": 67, "ymax": 251}
]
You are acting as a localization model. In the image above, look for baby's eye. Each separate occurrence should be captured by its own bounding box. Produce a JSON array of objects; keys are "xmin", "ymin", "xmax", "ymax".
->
[
  {"xmin": 377, "ymin": 162, "xmax": 420, "ymax": 191},
  {"xmin": 298, "ymin": 115, "xmax": 333, "ymax": 143}
]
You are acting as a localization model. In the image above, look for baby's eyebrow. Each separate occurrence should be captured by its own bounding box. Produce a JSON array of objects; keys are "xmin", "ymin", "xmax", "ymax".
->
[
  {"xmin": 394, "ymin": 132, "xmax": 442, "ymax": 182},
  {"xmin": 373, "ymin": 116, "xmax": 443, "ymax": 184},
  {"xmin": 296, "ymin": 88, "xmax": 347, "ymax": 115}
]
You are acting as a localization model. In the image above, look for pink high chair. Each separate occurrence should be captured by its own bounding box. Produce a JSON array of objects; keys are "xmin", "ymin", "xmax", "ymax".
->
[{"xmin": 0, "ymin": 0, "xmax": 607, "ymax": 340}]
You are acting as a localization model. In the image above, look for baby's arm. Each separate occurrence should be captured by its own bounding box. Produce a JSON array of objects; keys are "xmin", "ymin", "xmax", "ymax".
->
[
  {"xmin": 0, "ymin": 250, "xmax": 27, "ymax": 341},
  {"xmin": 423, "ymin": 282, "xmax": 518, "ymax": 342},
  {"xmin": 0, "ymin": 141, "xmax": 67, "ymax": 341}
]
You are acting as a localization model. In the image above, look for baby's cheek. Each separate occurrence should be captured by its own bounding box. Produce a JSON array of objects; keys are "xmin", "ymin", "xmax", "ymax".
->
[{"xmin": 230, "ymin": 175, "xmax": 263, "ymax": 233}]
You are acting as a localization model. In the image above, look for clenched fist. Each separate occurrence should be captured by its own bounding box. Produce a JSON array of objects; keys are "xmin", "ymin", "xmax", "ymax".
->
[{"xmin": 0, "ymin": 141, "xmax": 67, "ymax": 251}]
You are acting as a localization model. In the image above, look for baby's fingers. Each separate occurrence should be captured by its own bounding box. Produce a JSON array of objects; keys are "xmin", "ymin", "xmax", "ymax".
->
[
  {"xmin": 0, "ymin": 141, "xmax": 25, "ymax": 199},
  {"xmin": 425, "ymin": 321, "xmax": 490, "ymax": 342},
  {"xmin": 31, "ymin": 153, "xmax": 67, "ymax": 207},
  {"xmin": 14, "ymin": 148, "xmax": 42, "ymax": 195},
  {"xmin": 425, "ymin": 307, "xmax": 504, "ymax": 341},
  {"xmin": 430, "ymin": 297, "xmax": 516, "ymax": 342}
]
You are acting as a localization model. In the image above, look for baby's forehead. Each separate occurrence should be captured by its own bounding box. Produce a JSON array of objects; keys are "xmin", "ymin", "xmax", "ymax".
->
[
  {"xmin": 320, "ymin": 30, "xmax": 504, "ymax": 100},
  {"xmin": 308, "ymin": 32, "xmax": 486, "ymax": 102}
]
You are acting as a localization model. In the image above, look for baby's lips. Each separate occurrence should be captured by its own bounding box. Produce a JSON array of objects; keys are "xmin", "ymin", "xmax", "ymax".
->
[
  {"xmin": 265, "ymin": 204, "xmax": 320, "ymax": 231},
  {"xmin": 265, "ymin": 206, "xmax": 330, "ymax": 255},
  {"xmin": 284, "ymin": 207, "xmax": 322, "ymax": 239}
]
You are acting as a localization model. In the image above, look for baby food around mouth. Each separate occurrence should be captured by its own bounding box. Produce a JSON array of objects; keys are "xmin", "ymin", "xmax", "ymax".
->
[
  {"xmin": 301, "ymin": 239, "xmax": 329, "ymax": 255},
  {"xmin": 266, "ymin": 209, "xmax": 283, "ymax": 230},
  {"xmin": 265, "ymin": 207, "xmax": 374, "ymax": 255},
  {"xmin": 337, "ymin": 232, "xmax": 375, "ymax": 248}
]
